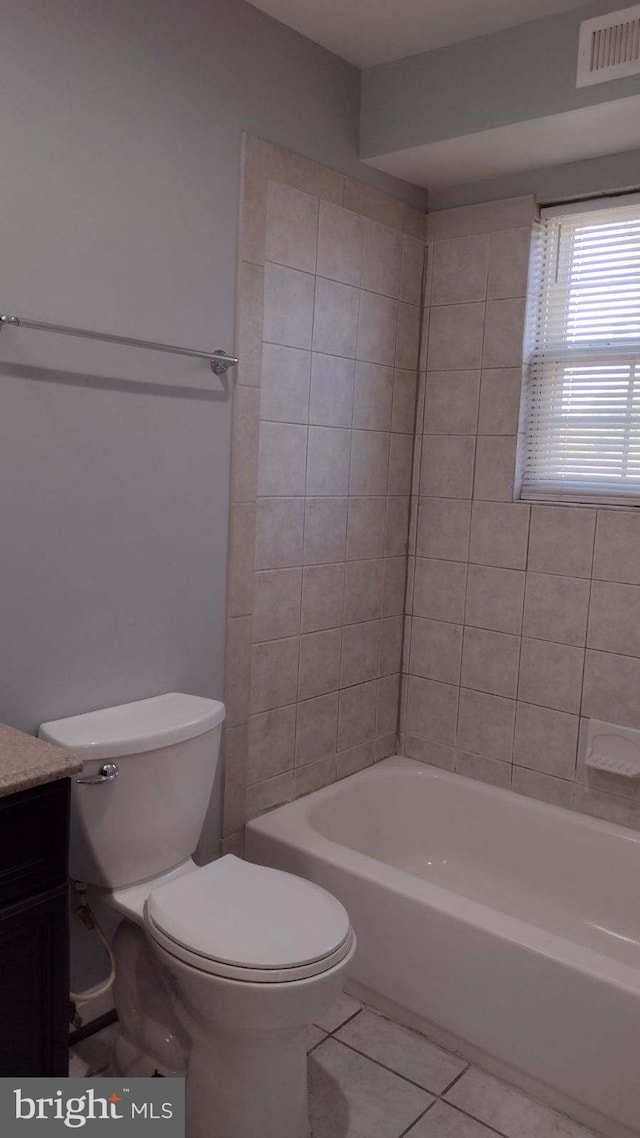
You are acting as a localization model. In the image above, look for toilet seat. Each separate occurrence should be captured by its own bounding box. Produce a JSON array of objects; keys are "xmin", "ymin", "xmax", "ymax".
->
[{"xmin": 144, "ymin": 855, "xmax": 355, "ymax": 983}]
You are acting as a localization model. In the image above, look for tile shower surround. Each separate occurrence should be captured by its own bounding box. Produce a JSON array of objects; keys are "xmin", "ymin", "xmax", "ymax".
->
[
  {"xmin": 221, "ymin": 136, "xmax": 426, "ymax": 850},
  {"xmin": 223, "ymin": 140, "xmax": 640, "ymax": 845},
  {"xmin": 402, "ymin": 194, "xmax": 640, "ymax": 833}
]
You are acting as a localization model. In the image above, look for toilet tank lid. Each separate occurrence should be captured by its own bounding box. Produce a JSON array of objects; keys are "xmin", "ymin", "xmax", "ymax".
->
[{"xmin": 38, "ymin": 693, "xmax": 225, "ymax": 760}]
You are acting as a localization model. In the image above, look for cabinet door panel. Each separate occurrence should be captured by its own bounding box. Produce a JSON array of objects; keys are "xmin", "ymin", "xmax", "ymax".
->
[
  {"xmin": 0, "ymin": 780, "xmax": 69, "ymax": 906},
  {"xmin": 0, "ymin": 886, "xmax": 69, "ymax": 1076}
]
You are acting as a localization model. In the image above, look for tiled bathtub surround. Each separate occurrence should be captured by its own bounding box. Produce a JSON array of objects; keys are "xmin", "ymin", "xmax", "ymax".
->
[
  {"xmin": 401, "ymin": 194, "xmax": 640, "ymax": 832},
  {"xmin": 226, "ymin": 162, "xmax": 640, "ymax": 840},
  {"xmin": 222, "ymin": 136, "xmax": 425, "ymax": 845}
]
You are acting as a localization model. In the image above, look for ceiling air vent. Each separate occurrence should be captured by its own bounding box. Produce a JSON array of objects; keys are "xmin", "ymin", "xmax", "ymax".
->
[{"xmin": 577, "ymin": 4, "xmax": 640, "ymax": 86}]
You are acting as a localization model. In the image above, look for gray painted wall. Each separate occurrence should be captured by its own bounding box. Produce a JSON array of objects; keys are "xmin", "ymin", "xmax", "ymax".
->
[
  {"xmin": 0, "ymin": 0, "xmax": 426, "ymax": 737},
  {"xmin": 429, "ymin": 146, "xmax": 640, "ymax": 210},
  {"xmin": 361, "ymin": 0, "xmax": 640, "ymax": 159}
]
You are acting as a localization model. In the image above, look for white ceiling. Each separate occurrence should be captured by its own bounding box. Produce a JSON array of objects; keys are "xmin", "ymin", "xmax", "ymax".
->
[
  {"xmin": 365, "ymin": 94, "xmax": 640, "ymax": 188},
  {"xmin": 249, "ymin": 0, "xmax": 590, "ymax": 67}
]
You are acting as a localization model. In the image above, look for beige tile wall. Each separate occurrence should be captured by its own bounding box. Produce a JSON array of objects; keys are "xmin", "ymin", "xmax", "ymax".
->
[
  {"xmin": 221, "ymin": 136, "xmax": 425, "ymax": 850},
  {"xmin": 225, "ymin": 158, "xmax": 640, "ymax": 845},
  {"xmin": 401, "ymin": 194, "xmax": 640, "ymax": 832}
]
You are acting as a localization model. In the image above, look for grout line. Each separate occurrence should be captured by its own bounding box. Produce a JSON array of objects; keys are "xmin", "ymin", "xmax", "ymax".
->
[
  {"xmin": 293, "ymin": 255, "xmax": 319, "ymax": 763},
  {"xmin": 573, "ymin": 525, "xmax": 596, "ymax": 810},
  {"xmin": 331, "ymin": 1036, "xmax": 457, "ymax": 1099},
  {"xmin": 509, "ymin": 502, "xmax": 533, "ymax": 785},
  {"xmin": 316, "ymin": 1000, "xmax": 530, "ymax": 1138},
  {"xmin": 339, "ymin": 998, "xmax": 598, "ymax": 1138},
  {"xmin": 262, "ymin": 416, "xmax": 418, "ymax": 433},
  {"xmin": 324, "ymin": 1006, "xmax": 363, "ymax": 1035},
  {"xmin": 438, "ymin": 1065, "xmax": 470, "ymax": 1097},
  {"xmin": 396, "ymin": 242, "xmax": 429, "ymax": 745},
  {"xmin": 310, "ymin": 1007, "xmax": 363, "ymax": 1041},
  {"xmin": 442, "ymin": 1101, "xmax": 512, "ymax": 1138},
  {"xmin": 312, "ymin": 197, "xmax": 320, "ymax": 279},
  {"xmin": 396, "ymin": 1098, "xmax": 439, "ymax": 1138}
]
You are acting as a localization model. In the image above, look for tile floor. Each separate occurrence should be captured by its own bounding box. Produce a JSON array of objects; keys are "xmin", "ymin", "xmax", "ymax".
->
[{"xmin": 70, "ymin": 993, "xmax": 601, "ymax": 1138}]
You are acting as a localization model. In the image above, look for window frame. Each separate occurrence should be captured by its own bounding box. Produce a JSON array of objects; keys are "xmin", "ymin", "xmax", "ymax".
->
[{"xmin": 517, "ymin": 192, "xmax": 640, "ymax": 509}]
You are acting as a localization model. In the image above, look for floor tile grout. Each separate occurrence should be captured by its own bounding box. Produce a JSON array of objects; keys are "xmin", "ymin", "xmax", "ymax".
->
[
  {"xmin": 311, "ymin": 1002, "xmax": 599, "ymax": 1137},
  {"xmin": 438, "ymin": 1063, "xmax": 470, "ymax": 1097},
  {"xmin": 444, "ymin": 1100, "xmax": 512, "ymax": 1138},
  {"xmin": 396, "ymin": 1097, "xmax": 439, "ymax": 1138},
  {"xmin": 319, "ymin": 1005, "xmax": 363, "ymax": 1035},
  {"xmin": 75, "ymin": 998, "xmax": 601, "ymax": 1138},
  {"xmin": 325, "ymin": 1035, "xmax": 460, "ymax": 1099},
  {"xmin": 319, "ymin": 1004, "xmax": 471, "ymax": 1102}
]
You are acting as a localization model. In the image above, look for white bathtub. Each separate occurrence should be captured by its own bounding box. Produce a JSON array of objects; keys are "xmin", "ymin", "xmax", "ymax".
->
[{"xmin": 246, "ymin": 756, "xmax": 640, "ymax": 1138}]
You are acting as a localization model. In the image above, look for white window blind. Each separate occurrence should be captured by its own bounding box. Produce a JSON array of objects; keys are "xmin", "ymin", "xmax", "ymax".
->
[{"xmin": 520, "ymin": 194, "xmax": 640, "ymax": 504}]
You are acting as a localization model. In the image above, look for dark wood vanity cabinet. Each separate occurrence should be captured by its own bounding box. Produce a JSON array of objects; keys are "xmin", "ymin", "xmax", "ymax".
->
[{"xmin": 0, "ymin": 779, "xmax": 70, "ymax": 1076}]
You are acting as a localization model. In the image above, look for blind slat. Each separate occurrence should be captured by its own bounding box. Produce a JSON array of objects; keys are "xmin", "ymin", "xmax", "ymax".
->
[{"xmin": 521, "ymin": 198, "xmax": 640, "ymax": 503}]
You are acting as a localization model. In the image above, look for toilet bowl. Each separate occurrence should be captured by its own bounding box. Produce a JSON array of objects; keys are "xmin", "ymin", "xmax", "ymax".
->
[
  {"xmin": 39, "ymin": 694, "xmax": 355, "ymax": 1138},
  {"xmin": 146, "ymin": 856, "xmax": 354, "ymax": 1138}
]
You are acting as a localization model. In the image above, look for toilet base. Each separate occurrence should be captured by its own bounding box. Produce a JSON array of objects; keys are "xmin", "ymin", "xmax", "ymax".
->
[
  {"xmin": 185, "ymin": 1029, "xmax": 310, "ymax": 1138},
  {"xmin": 112, "ymin": 1031, "xmax": 174, "ymax": 1078},
  {"xmin": 111, "ymin": 1025, "xmax": 310, "ymax": 1138},
  {"xmin": 150, "ymin": 932, "xmax": 354, "ymax": 1138},
  {"xmin": 110, "ymin": 916, "xmax": 354, "ymax": 1138},
  {"xmin": 110, "ymin": 920, "xmax": 190, "ymax": 1078}
]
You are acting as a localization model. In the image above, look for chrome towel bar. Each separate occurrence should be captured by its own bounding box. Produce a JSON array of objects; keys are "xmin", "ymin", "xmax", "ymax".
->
[{"xmin": 0, "ymin": 313, "xmax": 238, "ymax": 376}]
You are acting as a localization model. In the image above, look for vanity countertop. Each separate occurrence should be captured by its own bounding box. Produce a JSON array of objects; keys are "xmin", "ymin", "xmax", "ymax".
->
[{"xmin": 0, "ymin": 722, "xmax": 82, "ymax": 797}]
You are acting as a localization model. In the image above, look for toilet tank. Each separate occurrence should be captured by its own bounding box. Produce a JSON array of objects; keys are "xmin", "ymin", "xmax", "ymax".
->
[{"xmin": 39, "ymin": 693, "xmax": 225, "ymax": 888}]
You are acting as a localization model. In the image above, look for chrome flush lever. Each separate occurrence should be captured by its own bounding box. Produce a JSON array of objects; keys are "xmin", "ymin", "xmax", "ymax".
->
[{"xmin": 75, "ymin": 762, "xmax": 119, "ymax": 785}]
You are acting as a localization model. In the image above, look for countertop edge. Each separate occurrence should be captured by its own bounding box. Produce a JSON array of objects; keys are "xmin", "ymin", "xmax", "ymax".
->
[{"xmin": 0, "ymin": 722, "xmax": 82, "ymax": 799}]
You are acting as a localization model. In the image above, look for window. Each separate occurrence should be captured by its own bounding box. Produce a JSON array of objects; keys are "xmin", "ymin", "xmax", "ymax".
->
[{"xmin": 519, "ymin": 194, "xmax": 640, "ymax": 504}]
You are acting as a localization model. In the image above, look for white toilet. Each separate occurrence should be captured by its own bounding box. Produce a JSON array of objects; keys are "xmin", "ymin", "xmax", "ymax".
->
[{"xmin": 39, "ymin": 693, "xmax": 355, "ymax": 1138}]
